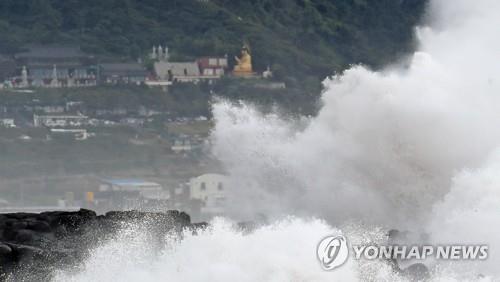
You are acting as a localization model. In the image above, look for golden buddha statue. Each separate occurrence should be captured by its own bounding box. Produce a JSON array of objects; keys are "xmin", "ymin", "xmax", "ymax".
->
[{"xmin": 233, "ymin": 44, "xmax": 254, "ymax": 76}]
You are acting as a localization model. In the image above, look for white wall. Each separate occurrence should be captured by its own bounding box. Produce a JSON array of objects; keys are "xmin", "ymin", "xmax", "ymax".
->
[{"xmin": 189, "ymin": 173, "xmax": 228, "ymax": 212}]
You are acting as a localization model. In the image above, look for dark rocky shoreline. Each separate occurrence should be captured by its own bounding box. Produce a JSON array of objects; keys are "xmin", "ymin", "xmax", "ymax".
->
[
  {"xmin": 0, "ymin": 209, "xmax": 431, "ymax": 282},
  {"xmin": 0, "ymin": 209, "xmax": 203, "ymax": 281}
]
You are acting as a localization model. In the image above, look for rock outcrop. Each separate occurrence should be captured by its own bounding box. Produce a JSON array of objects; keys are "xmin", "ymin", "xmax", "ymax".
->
[{"xmin": 0, "ymin": 209, "xmax": 200, "ymax": 281}]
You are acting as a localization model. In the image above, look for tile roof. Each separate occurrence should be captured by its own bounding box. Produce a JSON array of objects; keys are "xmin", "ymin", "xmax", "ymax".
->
[
  {"xmin": 100, "ymin": 63, "xmax": 147, "ymax": 76},
  {"xmin": 15, "ymin": 45, "xmax": 88, "ymax": 59}
]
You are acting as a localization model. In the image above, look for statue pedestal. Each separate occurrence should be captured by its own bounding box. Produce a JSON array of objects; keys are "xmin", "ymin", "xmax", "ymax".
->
[{"xmin": 232, "ymin": 70, "xmax": 258, "ymax": 78}]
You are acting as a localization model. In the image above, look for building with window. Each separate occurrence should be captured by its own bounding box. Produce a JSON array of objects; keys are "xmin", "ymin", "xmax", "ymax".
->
[
  {"xmin": 33, "ymin": 113, "xmax": 88, "ymax": 128},
  {"xmin": 98, "ymin": 179, "xmax": 168, "ymax": 200},
  {"xmin": 189, "ymin": 173, "xmax": 228, "ymax": 215},
  {"xmin": 13, "ymin": 45, "xmax": 97, "ymax": 88},
  {"xmin": 99, "ymin": 63, "xmax": 148, "ymax": 85},
  {"xmin": 50, "ymin": 128, "xmax": 90, "ymax": 141},
  {"xmin": 0, "ymin": 118, "xmax": 15, "ymax": 128},
  {"xmin": 197, "ymin": 56, "xmax": 228, "ymax": 78},
  {"xmin": 92, "ymin": 178, "xmax": 170, "ymax": 212},
  {"xmin": 154, "ymin": 61, "xmax": 202, "ymax": 83},
  {"xmin": 171, "ymin": 139, "xmax": 193, "ymax": 153}
]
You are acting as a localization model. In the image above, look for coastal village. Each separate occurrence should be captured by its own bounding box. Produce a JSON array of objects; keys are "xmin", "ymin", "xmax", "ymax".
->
[
  {"xmin": 0, "ymin": 43, "xmax": 281, "ymax": 139},
  {"xmin": 0, "ymin": 44, "xmax": 282, "ymax": 220}
]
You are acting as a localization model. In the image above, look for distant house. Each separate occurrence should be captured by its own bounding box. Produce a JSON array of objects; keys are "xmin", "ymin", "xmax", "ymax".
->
[
  {"xmin": 95, "ymin": 107, "xmax": 128, "ymax": 116},
  {"xmin": 138, "ymin": 106, "xmax": 161, "ymax": 117},
  {"xmin": 0, "ymin": 118, "xmax": 15, "ymax": 128},
  {"xmin": 120, "ymin": 117, "xmax": 145, "ymax": 127},
  {"xmin": 99, "ymin": 63, "xmax": 148, "ymax": 85},
  {"xmin": 171, "ymin": 139, "xmax": 193, "ymax": 153},
  {"xmin": 98, "ymin": 179, "xmax": 169, "ymax": 200},
  {"xmin": 65, "ymin": 101, "xmax": 85, "ymax": 112},
  {"xmin": 89, "ymin": 178, "xmax": 170, "ymax": 211},
  {"xmin": 35, "ymin": 105, "xmax": 65, "ymax": 114},
  {"xmin": 13, "ymin": 45, "xmax": 97, "ymax": 88},
  {"xmin": 33, "ymin": 113, "xmax": 88, "ymax": 128},
  {"xmin": 154, "ymin": 61, "xmax": 202, "ymax": 83},
  {"xmin": 18, "ymin": 135, "xmax": 32, "ymax": 141},
  {"xmin": 189, "ymin": 173, "xmax": 228, "ymax": 215},
  {"xmin": 197, "ymin": 56, "xmax": 228, "ymax": 77},
  {"xmin": 50, "ymin": 128, "xmax": 90, "ymax": 140}
]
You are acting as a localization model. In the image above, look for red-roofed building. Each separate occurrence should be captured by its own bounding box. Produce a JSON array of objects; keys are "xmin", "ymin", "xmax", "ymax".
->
[{"xmin": 196, "ymin": 56, "xmax": 228, "ymax": 78}]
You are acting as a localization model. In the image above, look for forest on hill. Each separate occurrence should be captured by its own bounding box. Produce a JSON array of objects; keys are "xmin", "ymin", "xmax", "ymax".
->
[{"xmin": 0, "ymin": 0, "xmax": 427, "ymax": 81}]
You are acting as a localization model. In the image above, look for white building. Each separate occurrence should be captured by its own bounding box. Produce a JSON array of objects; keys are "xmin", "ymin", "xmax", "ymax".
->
[
  {"xmin": 171, "ymin": 139, "xmax": 193, "ymax": 153},
  {"xmin": 0, "ymin": 118, "xmax": 15, "ymax": 128},
  {"xmin": 33, "ymin": 113, "xmax": 88, "ymax": 127},
  {"xmin": 50, "ymin": 128, "xmax": 90, "ymax": 140},
  {"xmin": 189, "ymin": 173, "xmax": 228, "ymax": 214}
]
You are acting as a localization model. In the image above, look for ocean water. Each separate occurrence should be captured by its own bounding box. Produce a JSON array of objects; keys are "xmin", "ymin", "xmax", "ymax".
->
[
  {"xmin": 53, "ymin": 0, "xmax": 500, "ymax": 280},
  {"xmin": 54, "ymin": 218, "xmax": 405, "ymax": 282}
]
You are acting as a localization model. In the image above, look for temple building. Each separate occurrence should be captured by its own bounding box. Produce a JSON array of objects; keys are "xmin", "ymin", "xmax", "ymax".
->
[
  {"xmin": 197, "ymin": 56, "xmax": 228, "ymax": 78},
  {"xmin": 154, "ymin": 61, "xmax": 202, "ymax": 83},
  {"xmin": 99, "ymin": 63, "xmax": 148, "ymax": 85},
  {"xmin": 13, "ymin": 45, "xmax": 97, "ymax": 88}
]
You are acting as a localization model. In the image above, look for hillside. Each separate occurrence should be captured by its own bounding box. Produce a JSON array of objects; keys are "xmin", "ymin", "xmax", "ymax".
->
[{"xmin": 0, "ymin": 0, "xmax": 427, "ymax": 81}]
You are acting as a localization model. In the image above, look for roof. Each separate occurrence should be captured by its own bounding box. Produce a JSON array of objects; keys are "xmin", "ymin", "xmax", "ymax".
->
[
  {"xmin": 15, "ymin": 45, "xmax": 88, "ymax": 59},
  {"xmin": 191, "ymin": 173, "xmax": 228, "ymax": 182},
  {"xmin": 100, "ymin": 63, "xmax": 147, "ymax": 76},
  {"xmin": 27, "ymin": 63, "xmax": 88, "ymax": 69},
  {"xmin": 100, "ymin": 63, "xmax": 146, "ymax": 71},
  {"xmin": 34, "ymin": 113, "xmax": 87, "ymax": 118},
  {"xmin": 154, "ymin": 61, "xmax": 200, "ymax": 79},
  {"xmin": 100, "ymin": 178, "xmax": 161, "ymax": 187}
]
